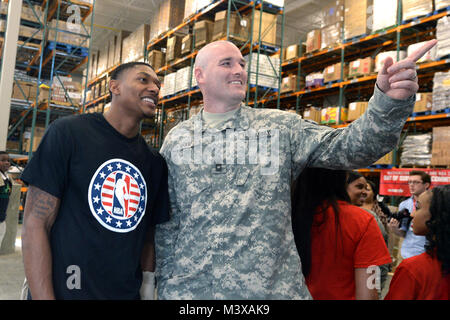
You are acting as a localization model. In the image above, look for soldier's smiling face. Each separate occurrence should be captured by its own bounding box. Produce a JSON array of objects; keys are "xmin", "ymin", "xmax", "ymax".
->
[{"xmin": 196, "ymin": 42, "xmax": 248, "ymax": 105}]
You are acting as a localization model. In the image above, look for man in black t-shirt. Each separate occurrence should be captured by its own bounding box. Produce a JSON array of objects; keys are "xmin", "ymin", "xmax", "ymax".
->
[{"xmin": 21, "ymin": 62, "xmax": 169, "ymax": 300}]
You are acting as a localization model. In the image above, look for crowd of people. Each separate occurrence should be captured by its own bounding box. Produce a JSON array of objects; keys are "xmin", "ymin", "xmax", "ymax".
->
[{"xmin": 2, "ymin": 38, "xmax": 448, "ymax": 300}]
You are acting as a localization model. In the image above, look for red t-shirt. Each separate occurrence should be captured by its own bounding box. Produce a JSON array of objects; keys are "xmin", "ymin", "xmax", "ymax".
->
[
  {"xmin": 384, "ymin": 252, "xmax": 450, "ymax": 300},
  {"xmin": 306, "ymin": 200, "xmax": 392, "ymax": 300}
]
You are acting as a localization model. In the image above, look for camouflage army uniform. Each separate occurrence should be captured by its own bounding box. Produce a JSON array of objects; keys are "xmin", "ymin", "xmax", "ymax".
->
[{"xmin": 155, "ymin": 86, "xmax": 414, "ymax": 299}]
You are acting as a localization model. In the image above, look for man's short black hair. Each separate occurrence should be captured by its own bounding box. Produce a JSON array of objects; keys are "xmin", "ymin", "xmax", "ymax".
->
[
  {"xmin": 110, "ymin": 61, "xmax": 154, "ymax": 80},
  {"xmin": 109, "ymin": 62, "xmax": 155, "ymax": 97}
]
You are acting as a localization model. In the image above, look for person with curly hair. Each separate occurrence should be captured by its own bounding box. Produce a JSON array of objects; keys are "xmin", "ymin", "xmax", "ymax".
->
[{"xmin": 384, "ymin": 184, "xmax": 450, "ymax": 300}]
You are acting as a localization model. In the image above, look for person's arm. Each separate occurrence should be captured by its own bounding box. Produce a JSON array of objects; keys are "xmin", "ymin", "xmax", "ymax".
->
[
  {"xmin": 355, "ymin": 268, "xmax": 379, "ymax": 300},
  {"xmin": 291, "ymin": 41, "xmax": 437, "ymax": 172},
  {"xmin": 21, "ymin": 185, "xmax": 60, "ymax": 300},
  {"xmin": 140, "ymin": 226, "xmax": 155, "ymax": 300}
]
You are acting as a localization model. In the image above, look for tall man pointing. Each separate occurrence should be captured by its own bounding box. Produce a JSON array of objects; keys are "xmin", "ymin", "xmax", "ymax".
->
[{"xmin": 155, "ymin": 40, "xmax": 437, "ymax": 299}]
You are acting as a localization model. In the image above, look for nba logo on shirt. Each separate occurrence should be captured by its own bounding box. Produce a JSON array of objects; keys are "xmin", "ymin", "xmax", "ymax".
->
[{"xmin": 88, "ymin": 159, "xmax": 147, "ymax": 233}]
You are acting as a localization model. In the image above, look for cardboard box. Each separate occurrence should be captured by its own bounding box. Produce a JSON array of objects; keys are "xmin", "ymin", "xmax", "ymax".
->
[
  {"xmin": 402, "ymin": 0, "xmax": 433, "ymax": 21},
  {"xmin": 212, "ymin": 10, "xmax": 249, "ymax": 42},
  {"xmin": 321, "ymin": 22, "xmax": 343, "ymax": 49},
  {"xmin": 303, "ymin": 107, "xmax": 321, "ymax": 123},
  {"xmin": 157, "ymin": 0, "xmax": 186, "ymax": 36},
  {"xmin": 166, "ymin": 35, "xmax": 183, "ymax": 62},
  {"xmin": 283, "ymin": 44, "xmax": 299, "ymax": 62},
  {"xmin": 113, "ymin": 30, "xmax": 132, "ymax": 66},
  {"xmin": 194, "ymin": 20, "xmax": 214, "ymax": 48},
  {"xmin": 431, "ymin": 126, "xmax": 450, "ymax": 166},
  {"xmin": 348, "ymin": 57, "xmax": 374, "ymax": 78},
  {"xmin": 97, "ymin": 46, "xmax": 109, "ymax": 76},
  {"xmin": 89, "ymin": 50, "xmax": 98, "ymax": 80},
  {"xmin": 184, "ymin": 0, "xmax": 197, "ymax": 20},
  {"xmin": 11, "ymin": 81, "xmax": 35, "ymax": 101},
  {"xmin": 122, "ymin": 24, "xmax": 150, "ymax": 63},
  {"xmin": 281, "ymin": 75, "xmax": 297, "ymax": 93},
  {"xmin": 23, "ymin": 126, "xmax": 46, "ymax": 153},
  {"xmin": 321, "ymin": 107, "xmax": 348, "ymax": 124},
  {"xmin": 148, "ymin": 50, "xmax": 165, "ymax": 71},
  {"xmin": 107, "ymin": 35, "xmax": 116, "ymax": 69},
  {"xmin": 435, "ymin": 0, "xmax": 450, "ymax": 11},
  {"xmin": 306, "ymin": 29, "xmax": 321, "ymax": 53},
  {"xmin": 21, "ymin": 4, "xmax": 43, "ymax": 24},
  {"xmin": 181, "ymin": 34, "xmax": 193, "ymax": 56},
  {"xmin": 373, "ymin": 0, "xmax": 398, "ymax": 32},
  {"xmin": 305, "ymin": 72, "xmax": 324, "ymax": 88},
  {"xmin": 48, "ymin": 19, "xmax": 90, "ymax": 47},
  {"xmin": 322, "ymin": 0, "xmax": 345, "ymax": 27},
  {"xmin": 347, "ymin": 101, "xmax": 368, "ymax": 121},
  {"xmin": 323, "ymin": 63, "xmax": 347, "ymax": 83},
  {"xmin": 413, "ymin": 92, "xmax": 433, "ymax": 113},
  {"xmin": 250, "ymin": 10, "xmax": 277, "ymax": 45},
  {"xmin": 344, "ymin": 0, "xmax": 373, "ymax": 40}
]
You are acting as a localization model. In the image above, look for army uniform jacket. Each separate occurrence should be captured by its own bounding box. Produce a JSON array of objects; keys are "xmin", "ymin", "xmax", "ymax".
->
[{"xmin": 155, "ymin": 87, "xmax": 414, "ymax": 299}]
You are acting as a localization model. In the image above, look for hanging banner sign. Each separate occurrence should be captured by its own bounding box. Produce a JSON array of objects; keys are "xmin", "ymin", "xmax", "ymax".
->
[{"xmin": 379, "ymin": 168, "xmax": 450, "ymax": 196}]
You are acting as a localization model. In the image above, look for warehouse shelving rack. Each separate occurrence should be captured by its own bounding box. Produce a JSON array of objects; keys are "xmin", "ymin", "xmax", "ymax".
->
[
  {"xmin": 147, "ymin": 0, "xmax": 285, "ymax": 149},
  {"xmin": 275, "ymin": 3, "xmax": 450, "ymax": 181},
  {"xmin": 3, "ymin": 0, "xmax": 95, "ymax": 157}
]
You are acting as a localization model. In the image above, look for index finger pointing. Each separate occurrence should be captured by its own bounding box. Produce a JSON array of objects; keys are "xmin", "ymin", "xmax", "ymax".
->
[{"xmin": 408, "ymin": 39, "xmax": 438, "ymax": 62}]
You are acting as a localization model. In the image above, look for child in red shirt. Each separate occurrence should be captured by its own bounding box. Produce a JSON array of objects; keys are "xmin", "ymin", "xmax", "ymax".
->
[
  {"xmin": 385, "ymin": 185, "xmax": 450, "ymax": 300},
  {"xmin": 292, "ymin": 168, "xmax": 392, "ymax": 300}
]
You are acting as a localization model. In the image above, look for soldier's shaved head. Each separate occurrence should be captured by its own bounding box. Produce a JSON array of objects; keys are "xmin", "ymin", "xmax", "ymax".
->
[{"xmin": 194, "ymin": 40, "xmax": 241, "ymax": 69}]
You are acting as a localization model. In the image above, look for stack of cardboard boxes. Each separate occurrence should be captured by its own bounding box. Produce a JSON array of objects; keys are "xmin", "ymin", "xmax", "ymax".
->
[
  {"xmin": 48, "ymin": 19, "xmax": 91, "ymax": 47},
  {"xmin": 302, "ymin": 107, "xmax": 321, "ymax": 123},
  {"xmin": 212, "ymin": 10, "xmax": 249, "ymax": 42},
  {"xmin": 50, "ymin": 76, "xmax": 82, "ymax": 106},
  {"xmin": 436, "ymin": 0, "xmax": 450, "ymax": 10},
  {"xmin": 281, "ymin": 74, "xmax": 304, "ymax": 93},
  {"xmin": 323, "ymin": 63, "xmax": 347, "ymax": 83},
  {"xmin": 246, "ymin": 53, "xmax": 280, "ymax": 89},
  {"xmin": 432, "ymin": 71, "xmax": 450, "ymax": 112},
  {"xmin": 23, "ymin": 126, "xmax": 46, "ymax": 153},
  {"xmin": 372, "ymin": 0, "xmax": 398, "ymax": 32},
  {"xmin": 437, "ymin": 16, "xmax": 450, "ymax": 59},
  {"xmin": 344, "ymin": 0, "xmax": 373, "ymax": 40},
  {"xmin": 348, "ymin": 57, "xmax": 374, "ymax": 78},
  {"xmin": 320, "ymin": 107, "xmax": 348, "ymax": 125},
  {"xmin": 166, "ymin": 35, "xmax": 184, "ymax": 63},
  {"xmin": 251, "ymin": 10, "xmax": 277, "ymax": 45},
  {"xmin": 88, "ymin": 30, "xmax": 131, "ymax": 81},
  {"xmin": 194, "ymin": 20, "xmax": 214, "ymax": 48},
  {"xmin": 306, "ymin": 29, "xmax": 321, "ymax": 53},
  {"xmin": 150, "ymin": 0, "xmax": 185, "ymax": 41},
  {"xmin": 320, "ymin": 0, "xmax": 344, "ymax": 49},
  {"xmin": 122, "ymin": 24, "xmax": 150, "ymax": 64},
  {"xmin": 402, "ymin": 0, "xmax": 433, "ymax": 21},
  {"xmin": 413, "ymin": 93, "xmax": 433, "ymax": 113},
  {"xmin": 347, "ymin": 101, "xmax": 368, "ymax": 121},
  {"xmin": 431, "ymin": 126, "xmax": 450, "ymax": 166},
  {"xmin": 148, "ymin": 50, "xmax": 165, "ymax": 71}
]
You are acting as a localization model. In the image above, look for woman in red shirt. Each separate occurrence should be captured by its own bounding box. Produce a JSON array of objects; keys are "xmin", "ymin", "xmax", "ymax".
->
[
  {"xmin": 291, "ymin": 168, "xmax": 392, "ymax": 300},
  {"xmin": 385, "ymin": 184, "xmax": 450, "ymax": 300}
]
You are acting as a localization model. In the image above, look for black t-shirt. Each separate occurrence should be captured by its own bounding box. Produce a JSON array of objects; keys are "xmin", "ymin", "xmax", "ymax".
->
[{"xmin": 21, "ymin": 113, "xmax": 169, "ymax": 299}]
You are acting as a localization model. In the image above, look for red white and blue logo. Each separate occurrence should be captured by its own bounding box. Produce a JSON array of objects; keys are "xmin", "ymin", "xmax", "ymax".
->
[{"xmin": 88, "ymin": 159, "xmax": 147, "ymax": 233}]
